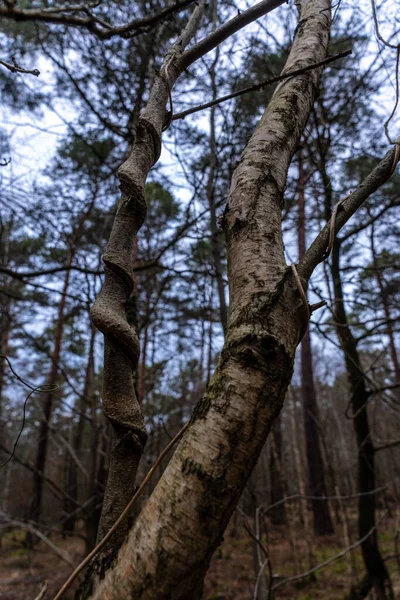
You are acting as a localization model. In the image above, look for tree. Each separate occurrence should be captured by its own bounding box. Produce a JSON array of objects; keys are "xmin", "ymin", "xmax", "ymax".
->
[
  {"xmin": 332, "ymin": 240, "xmax": 394, "ymax": 600},
  {"xmin": 297, "ymin": 149, "xmax": 334, "ymax": 536},
  {"xmin": 84, "ymin": 1, "xmax": 399, "ymax": 597},
  {"xmin": 2, "ymin": 0, "xmax": 400, "ymax": 598}
]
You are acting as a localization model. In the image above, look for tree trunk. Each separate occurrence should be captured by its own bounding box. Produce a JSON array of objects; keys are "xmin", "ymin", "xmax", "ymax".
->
[
  {"xmin": 298, "ymin": 150, "xmax": 334, "ymax": 535},
  {"xmin": 28, "ymin": 199, "xmax": 95, "ymax": 539},
  {"xmin": 85, "ymin": 424, "xmax": 107, "ymax": 553},
  {"xmin": 87, "ymin": 2, "xmax": 332, "ymax": 596},
  {"xmin": 370, "ymin": 225, "xmax": 400, "ymax": 390},
  {"xmin": 138, "ymin": 281, "xmax": 150, "ymax": 405},
  {"xmin": 269, "ymin": 414, "xmax": 286, "ymax": 525},
  {"xmin": 332, "ymin": 243, "xmax": 394, "ymax": 600},
  {"xmin": 27, "ymin": 265, "xmax": 72, "ymax": 536},
  {"xmin": 63, "ymin": 327, "xmax": 96, "ymax": 535},
  {"xmin": 0, "ymin": 221, "xmax": 12, "ymax": 499}
]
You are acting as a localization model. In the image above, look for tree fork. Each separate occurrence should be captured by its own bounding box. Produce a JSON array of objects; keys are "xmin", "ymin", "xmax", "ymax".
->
[
  {"xmin": 89, "ymin": 0, "xmax": 285, "ymax": 556},
  {"xmin": 87, "ymin": 1, "xmax": 332, "ymax": 596}
]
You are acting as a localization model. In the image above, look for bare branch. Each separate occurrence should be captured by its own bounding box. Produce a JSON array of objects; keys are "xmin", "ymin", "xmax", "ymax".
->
[
  {"xmin": 53, "ymin": 422, "xmax": 189, "ymax": 600},
  {"xmin": 173, "ymin": 50, "xmax": 352, "ymax": 121},
  {"xmin": 375, "ymin": 439, "xmax": 400, "ymax": 453},
  {"xmin": 0, "ymin": 443, "xmax": 81, "ymax": 506},
  {"xmin": 0, "ymin": 264, "xmax": 102, "ymax": 279},
  {"xmin": 0, "ymin": 512, "xmax": 75, "ymax": 567},
  {"xmin": 33, "ymin": 580, "xmax": 48, "ymax": 600},
  {"xmin": 0, "ymin": 57, "xmax": 40, "ymax": 76},
  {"xmin": 179, "ymin": 0, "xmax": 287, "ymax": 70},
  {"xmin": 263, "ymin": 488, "xmax": 386, "ymax": 514},
  {"xmin": 299, "ymin": 137, "xmax": 400, "ymax": 280},
  {"xmin": 0, "ymin": 0, "xmax": 198, "ymax": 39}
]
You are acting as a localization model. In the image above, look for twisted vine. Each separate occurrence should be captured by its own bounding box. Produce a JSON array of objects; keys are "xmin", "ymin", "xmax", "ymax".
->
[
  {"xmin": 90, "ymin": 117, "xmax": 163, "ymax": 548},
  {"xmin": 89, "ymin": 0, "xmax": 206, "ymax": 547}
]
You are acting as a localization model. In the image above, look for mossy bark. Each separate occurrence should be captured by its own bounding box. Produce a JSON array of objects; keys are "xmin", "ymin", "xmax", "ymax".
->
[{"xmin": 88, "ymin": 2, "xmax": 332, "ymax": 597}]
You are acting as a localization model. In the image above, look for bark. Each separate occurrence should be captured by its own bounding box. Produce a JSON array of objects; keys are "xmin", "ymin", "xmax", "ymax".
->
[
  {"xmin": 88, "ymin": 2, "xmax": 332, "ymax": 597},
  {"xmin": 90, "ymin": 1, "xmax": 206, "ymax": 550},
  {"xmin": 332, "ymin": 243, "xmax": 394, "ymax": 600},
  {"xmin": 298, "ymin": 151, "xmax": 334, "ymax": 535},
  {"xmin": 137, "ymin": 281, "xmax": 150, "ymax": 405}
]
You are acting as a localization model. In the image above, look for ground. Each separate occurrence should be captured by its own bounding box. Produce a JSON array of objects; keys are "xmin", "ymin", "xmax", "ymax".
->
[{"xmin": 0, "ymin": 514, "xmax": 399, "ymax": 599}]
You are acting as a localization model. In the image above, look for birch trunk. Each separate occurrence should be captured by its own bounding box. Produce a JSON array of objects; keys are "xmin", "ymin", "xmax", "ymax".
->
[{"xmin": 89, "ymin": 2, "xmax": 332, "ymax": 597}]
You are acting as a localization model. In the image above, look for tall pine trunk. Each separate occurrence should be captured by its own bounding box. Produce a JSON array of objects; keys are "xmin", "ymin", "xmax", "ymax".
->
[
  {"xmin": 297, "ymin": 151, "xmax": 333, "ymax": 535},
  {"xmin": 332, "ymin": 243, "xmax": 394, "ymax": 600},
  {"xmin": 27, "ymin": 265, "xmax": 71, "ymax": 538},
  {"xmin": 62, "ymin": 327, "xmax": 96, "ymax": 535},
  {"xmin": 269, "ymin": 414, "xmax": 286, "ymax": 525}
]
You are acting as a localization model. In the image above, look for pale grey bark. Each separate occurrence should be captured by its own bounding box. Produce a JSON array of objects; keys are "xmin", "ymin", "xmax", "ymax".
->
[
  {"xmin": 89, "ymin": 1, "xmax": 332, "ymax": 597},
  {"xmin": 90, "ymin": 0, "xmax": 287, "ymax": 552}
]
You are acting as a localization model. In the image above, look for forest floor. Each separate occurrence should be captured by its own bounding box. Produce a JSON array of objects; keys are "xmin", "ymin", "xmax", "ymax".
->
[{"xmin": 0, "ymin": 513, "xmax": 400, "ymax": 599}]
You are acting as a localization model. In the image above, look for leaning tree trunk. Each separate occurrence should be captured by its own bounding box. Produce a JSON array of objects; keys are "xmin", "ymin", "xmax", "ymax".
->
[
  {"xmin": 87, "ymin": 2, "xmax": 332, "ymax": 597},
  {"xmin": 332, "ymin": 242, "xmax": 394, "ymax": 600},
  {"xmin": 297, "ymin": 151, "xmax": 334, "ymax": 535}
]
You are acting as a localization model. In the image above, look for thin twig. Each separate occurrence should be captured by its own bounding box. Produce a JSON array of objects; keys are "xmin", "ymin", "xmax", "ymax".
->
[
  {"xmin": 33, "ymin": 580, "xmax": 49, "ymax": 600},
  {"xmin": 0, "ymin": 355, "xmax": 59, "ymax": 469},
  {"xmin": 263, "ymin": 488, "xmax": 386, "ymax": 514},
  {"xmin": 173, "ymin": 50, "xmax": 351, "ymax": 120},
  {"xmin": 0, "ymin": 57, "xmax": 39, "ymax": 76}
]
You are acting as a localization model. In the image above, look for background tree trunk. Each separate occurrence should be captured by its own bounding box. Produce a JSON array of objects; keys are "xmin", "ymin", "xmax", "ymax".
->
[
  {"xmin": 298, "ymin": 150, "xmax": 334, "ymax": 535},
  {"xmin": 332, "ymin": 243, "xmax": 394, "ymax": 600}
]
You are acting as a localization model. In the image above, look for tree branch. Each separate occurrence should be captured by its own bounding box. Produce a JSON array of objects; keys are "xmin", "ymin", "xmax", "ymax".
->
[
  {"xmin": 299, "ymin": 138, "xmax": 400, "ymax": 280},
  {"xmin": 272, "ymin": 511, "xmax": 388, "ymax": 592},
  {"xmin": 0, "ymin": 0, "xmax": 198, "ymax": 39},
  {"xmin": 179, "ymin": 0, "xmax": 287, "ymax": 70},
  {"xmin": 0, "ymin": 57, "xmax": 39, "ymax": 76},
  {"xmin": 0, "ymin": 512, "xmax": 75, "ymax": 567},
  {"xmin": 173, "ymin": 49, "xmax": 351, "ymax": 120}
]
